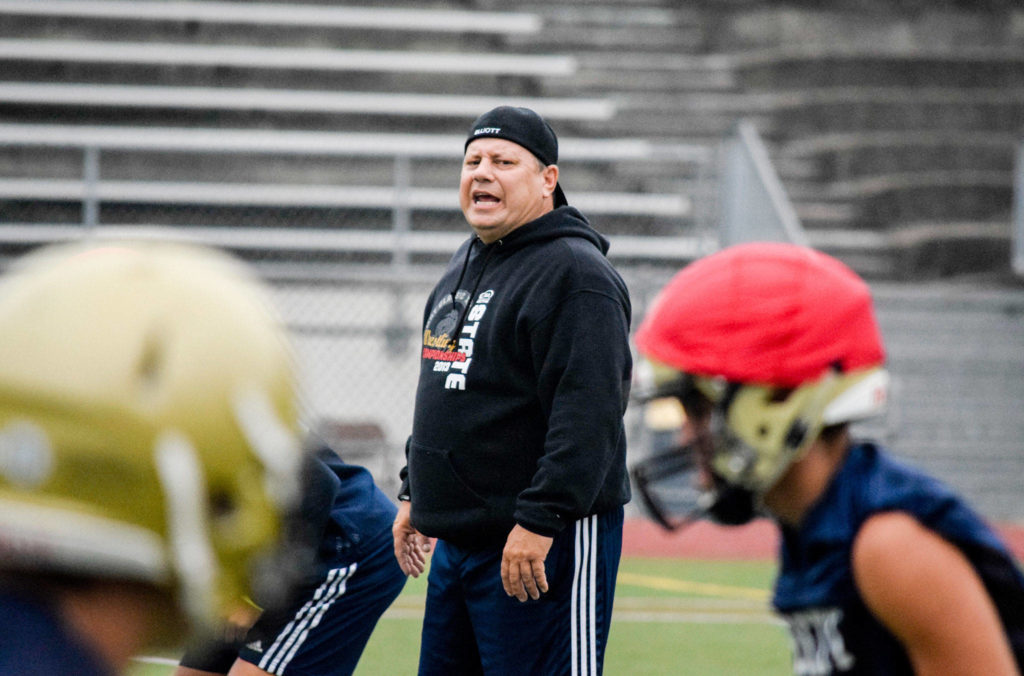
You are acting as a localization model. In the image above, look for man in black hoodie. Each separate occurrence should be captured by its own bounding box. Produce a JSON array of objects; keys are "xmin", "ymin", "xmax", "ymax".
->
[{"xmin": 393, "ymin": 106, "xmax": 632, "ymax": 675}]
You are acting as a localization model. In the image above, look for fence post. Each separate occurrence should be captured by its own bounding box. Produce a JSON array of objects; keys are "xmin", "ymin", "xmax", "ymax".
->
[
  {"xmin": 386, "ymin": 154, "xmax": 414, "ymax": 355},
  {"xmin": 1013, "ymin": 138, "xmax": 1024, "ymax": 278},
  {"xmin": 719, "ymin": 120, "xmax": 807, "ymax": 247},
  {"xmin": 82, "ymin": 144, "xmax": 100, "ymax": 229}
]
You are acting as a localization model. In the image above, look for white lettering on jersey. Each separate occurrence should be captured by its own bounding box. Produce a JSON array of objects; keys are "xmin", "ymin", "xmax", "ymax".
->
[{"xmin": 785, "ymin": 608, "xmax": 855, "ymax": 675}]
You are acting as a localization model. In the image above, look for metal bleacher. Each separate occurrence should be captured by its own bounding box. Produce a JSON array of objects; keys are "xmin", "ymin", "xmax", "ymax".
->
[
  {"xmin": 0, "ymin": 82, "xmax": 616, "ymax": 121},
  {"xmin": 869, "ymin": 284, "xmax": 1024, "ymax": 520},
  {"xmin": 3, "ymin": 0, "xmax": 1023, "ymax": 277},
  {"xmin": 0, "ymin": 0, "xmax": 717, "ymax": 274},
  {"xmin": 0, "ymin": 123, "xmax": 703, "ymax": 264},
  {"xmin": 0, "ymin": 37, "xmax": 578, "ymax": 77},
  {"xmin": 0, "ymin": 0, "xmax": 544, "ymax": 35}
]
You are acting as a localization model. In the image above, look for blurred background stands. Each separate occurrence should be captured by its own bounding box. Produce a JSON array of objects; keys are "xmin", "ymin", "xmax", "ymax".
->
[{"xmin": 0, "ymin": 0, "xmax": 1021, "ymax": 517}]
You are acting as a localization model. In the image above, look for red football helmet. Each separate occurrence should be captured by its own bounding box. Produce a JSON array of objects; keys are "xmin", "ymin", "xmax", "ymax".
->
[{"xmin": 632, "ymin": 243, "xmax": 889, "ymax": 529}]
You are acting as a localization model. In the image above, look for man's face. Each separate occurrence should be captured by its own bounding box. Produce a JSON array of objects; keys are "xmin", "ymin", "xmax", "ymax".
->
[{"xmin": 460, "ymin": 137, "xmax": 559, "ymax": 244}]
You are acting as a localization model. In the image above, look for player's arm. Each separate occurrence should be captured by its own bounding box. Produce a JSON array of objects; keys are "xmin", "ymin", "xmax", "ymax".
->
[{"xmin": 852, "ymin": 511, "xmax": 1020, "ymax": 676}]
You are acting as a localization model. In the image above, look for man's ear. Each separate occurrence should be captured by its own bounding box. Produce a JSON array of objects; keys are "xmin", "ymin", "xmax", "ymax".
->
[{"xmin": 542, "ymin": 164, "xmax": 559, "ymax": 194}]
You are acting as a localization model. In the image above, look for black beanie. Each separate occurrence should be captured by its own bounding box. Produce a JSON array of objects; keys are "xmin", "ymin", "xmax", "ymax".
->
[{"xmin": 465, "ymin": 106, "xmax": 568, "ymax": 208}]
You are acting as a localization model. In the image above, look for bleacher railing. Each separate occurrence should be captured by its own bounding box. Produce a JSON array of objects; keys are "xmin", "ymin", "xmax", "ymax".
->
[
  {"xmin": 1013, "ymin": 137, "xmax": 1024, "ymax": 278},
  {"xmin": 0, "ymin": 123, "xmax": 713, "ymax": 268},
  {"xmin": 718, "ymin": 119, "xmax": 809, "ymax": 247}
]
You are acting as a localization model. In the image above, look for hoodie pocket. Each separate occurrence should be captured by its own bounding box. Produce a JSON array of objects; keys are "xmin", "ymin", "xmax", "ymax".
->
[{"xmin": 407, "ymin": 442, "xmax": 487, "ymax": 512}]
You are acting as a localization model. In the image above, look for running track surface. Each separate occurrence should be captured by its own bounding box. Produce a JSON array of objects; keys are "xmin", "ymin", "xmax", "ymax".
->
[{"xmin": 622, "ymin": 518, "xmax": 1024, "ymax": 561}]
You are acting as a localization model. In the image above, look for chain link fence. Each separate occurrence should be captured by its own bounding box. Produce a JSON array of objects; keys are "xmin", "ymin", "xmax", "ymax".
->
[{"xmin": 270, "ymin": 265, "xmax": 680, "ymax": 499}]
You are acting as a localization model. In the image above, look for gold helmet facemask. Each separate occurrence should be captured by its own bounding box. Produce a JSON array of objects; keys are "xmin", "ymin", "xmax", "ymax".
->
[{"xmin": 632, "ymin": 362, "xmax": 889, "ymax": 529}]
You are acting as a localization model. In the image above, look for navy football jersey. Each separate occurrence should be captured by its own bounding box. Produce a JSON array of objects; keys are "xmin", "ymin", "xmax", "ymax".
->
[
  {"xmin": 317, "ymin": 447, "xmax": 397, "ymax": 549},
  {"xmin": 0, "ymin": 589, "xmax": 114, "ymax": 676},
  {"xmin": 773, "ymin": 442, "xmax": 1024, "ymax": 675}
]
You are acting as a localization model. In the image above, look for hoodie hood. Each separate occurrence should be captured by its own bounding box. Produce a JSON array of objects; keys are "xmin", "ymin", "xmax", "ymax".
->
[
  {"xmin": 492, "ymin": 206, "xmax": 610, "ymax": 256},
  {"xmin": 445, "ymin": 206, "xmax": 611, "ymax": 355}
]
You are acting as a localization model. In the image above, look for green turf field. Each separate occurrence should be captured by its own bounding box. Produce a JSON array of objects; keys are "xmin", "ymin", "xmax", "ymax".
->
[{"xmin": 130, "ymin": 558, "xmax": 793, "ymax": 676}]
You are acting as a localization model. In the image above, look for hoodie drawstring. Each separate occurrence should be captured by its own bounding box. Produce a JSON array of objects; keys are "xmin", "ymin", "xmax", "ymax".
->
[
  {"xmin": 449, "ymin": 237, "xmax": 476, "ymax": 311},
  {"xmin": 449, "ymin": 238, "xmax": 500, "ymax": 351}
]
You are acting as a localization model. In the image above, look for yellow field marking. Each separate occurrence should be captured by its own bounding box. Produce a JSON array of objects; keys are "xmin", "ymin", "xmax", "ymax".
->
[{"xmin": 616, "ymin": 571, "xmax": 771, "ymax": 601}]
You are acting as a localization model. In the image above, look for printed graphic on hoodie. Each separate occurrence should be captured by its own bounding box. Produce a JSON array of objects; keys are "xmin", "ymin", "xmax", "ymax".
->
[{"xmin": 422, "ymin": 288, "xmax": 494, "ymax": 390}]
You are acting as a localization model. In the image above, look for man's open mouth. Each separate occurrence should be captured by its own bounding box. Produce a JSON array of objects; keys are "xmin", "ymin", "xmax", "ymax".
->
[{"xmin": 473, "ymin": 192, "xmax": 500, "ymax": 204}]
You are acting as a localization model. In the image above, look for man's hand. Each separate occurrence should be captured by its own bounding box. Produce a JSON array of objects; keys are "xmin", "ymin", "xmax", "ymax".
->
[
  {"xmin": 392, "ymin": 500, "xmax": 432, "ymax": 577},
  {"xmin": 501, "ymin": 524, "xmax": 553, "ymax": 602}
]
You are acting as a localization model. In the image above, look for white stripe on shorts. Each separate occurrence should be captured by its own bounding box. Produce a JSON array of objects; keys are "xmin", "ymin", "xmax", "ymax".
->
[
  {"xmin": 259, "ymin": 562, "xmax": 357, "ymax": 675},
  {"xmin": 571, "ymin": 515, "xmax": 598, "ymax": 676}
]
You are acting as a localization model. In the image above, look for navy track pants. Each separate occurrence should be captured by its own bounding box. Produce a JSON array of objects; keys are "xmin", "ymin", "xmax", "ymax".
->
[{"xmin": 418, "ymin": 506, "xmax": 623, "ymax": 676}]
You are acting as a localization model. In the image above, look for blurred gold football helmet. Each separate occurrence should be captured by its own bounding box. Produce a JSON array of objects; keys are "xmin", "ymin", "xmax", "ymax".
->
[{"xmin": 0, "ymin": 241, "xmax": 304, "ymax": 632}]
